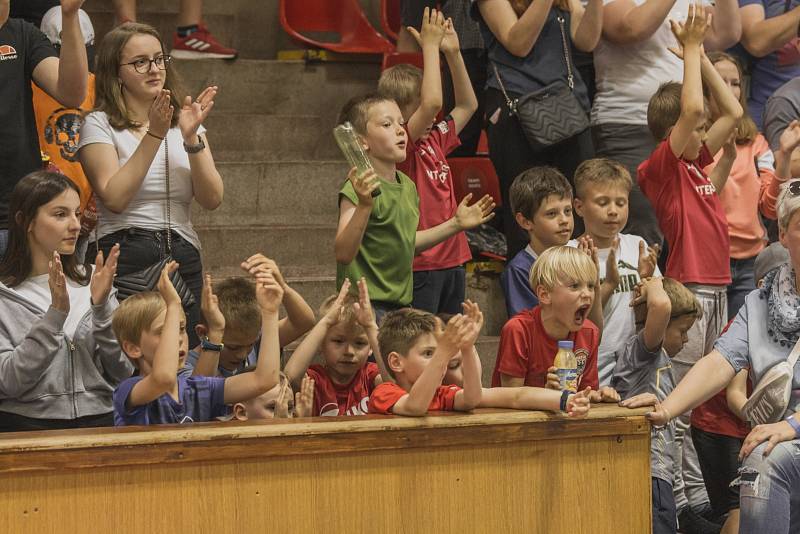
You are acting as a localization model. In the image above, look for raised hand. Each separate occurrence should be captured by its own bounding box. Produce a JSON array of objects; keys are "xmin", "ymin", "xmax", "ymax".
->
[
  {"xmin": 348, "ymin": 167, "xmax": 380, "ymax": 207},
  {"xmin": 779, "ymin": 120, "xmax": 800, "ymax": 156},
  {"xmin": 90, "ymin": 243, "xmax": 120, "ymax": 305},
  {"xmin": 637, "ymin": 241, "xmax": 660, "ymax": 280},
  {"xmin": 255, "ymin": 270, "xmax": 284, "ymax": 314},
  {"xmin": 566, "ymin": 387, "xmax": 592, "ymax": 418},
  {"xmin": 630, "ymin": 276, "xmax": 664, "ymax": 307},
  {"xmin": 201, "ymin": 274, "xmax": 226, "ymax": 333},
  {"xmin": 455, "ymin": 193, "xmax": 496, "ymax": 230},
  {"xmin": 240, "ymin": 253, "xmax": 287, "ymax": 289},
  {"xmin": 48, "ymin": 252, "xmax": 70, "ymax": 313},
  {"xmin": 179, "ymin": 86, "xmax": 217, "ymax": 142},
  {"xmin": 274, "ymin": 379, "xmax": 291, "ymax": 419},
  {"xmin": 147, "ymin": 89, "xmax": 173, "ymax": 139},
  {"xmin": 440, "ymin": 17, "xmax": 461, "ymax": 55},
  {"xmin": 459, "ymin": 300, "xmax": 484, "ymax": 349},
  {"xmin": 577, "ymin": 235, "xmax": 600, "ymax": 272},
  {"xmin": 60, "ymin": 0, "xmax": 86, "ymax": 16},
  {"xmin": 352, "ymin": 277, "xmax": 377, "ymax": 329},
  {"xmin": 437, "ymin": 314, "xmax": 470, "ymax": 359},
  {"xmin": 322, "ymin": 279, "xmax": 350, "ymax": 327},
  {"xmin": 406, "ymin": 7, "xmax": 446, "ymax": 50},
  {"xmin": 157, "ymin": 261, "xmax": 181, "ymax": 307},
  {"xmin": 669, "ymin": 3, "xmax": 711, "ymax": 49},
  {"xmin": 295, "ymin": 375, "xmax": 315, "ymax": 418},
  {"xmin": 605, "ymin": 237, "xmax": 620, "ymax": 290}
]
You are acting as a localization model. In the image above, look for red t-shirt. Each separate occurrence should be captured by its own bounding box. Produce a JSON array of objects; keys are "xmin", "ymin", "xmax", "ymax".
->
[
  {"xmin": 492, "ymin": 306, "xmax": 600, "ymax": 390},
  {"xmin": 306, "ymin": 362, "xmax": 379, "ymax": 416},
  {"xmin": 398, "ymin": 118, "xmax": 471, "ymax": 271},
  {"xmin": 637, "ymin": 138, "xmax": 731, "ymax": 285},
  {"xmin": 368, "ymin": 382, "xmax": 462, "ymax": 414}
]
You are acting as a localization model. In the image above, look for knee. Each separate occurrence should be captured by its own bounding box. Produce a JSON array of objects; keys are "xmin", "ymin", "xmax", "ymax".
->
[{"xmin": 736, "ymin": 441, "xmax": 798, "ymax": 498}]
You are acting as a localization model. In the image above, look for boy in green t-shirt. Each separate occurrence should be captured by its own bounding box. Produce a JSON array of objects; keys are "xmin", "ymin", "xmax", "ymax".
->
[{"xmin": 334, "ymin": 94, "xmax": 494, "ymax": 320}]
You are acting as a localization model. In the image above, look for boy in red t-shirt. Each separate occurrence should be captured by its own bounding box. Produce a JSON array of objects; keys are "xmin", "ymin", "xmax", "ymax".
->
[
  {"xmin": 377, "ymin": 8, "xmax": 489, "ymax": 314},
  {"xmin": 370, "ymin": 304, "xmax": 592, "ymax": 416},
  {"xmin": 283, "ymin": 278, "xmax": 387, "ymax": 417},
  {"xmin": 637, "ymin": 6, "xmax": 744, "ymax": 523}
]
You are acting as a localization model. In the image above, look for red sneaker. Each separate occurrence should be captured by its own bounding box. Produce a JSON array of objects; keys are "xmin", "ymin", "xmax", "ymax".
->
[{"xmin": 171, "ymin": 24, "xmax": 237, "ymax": 59}]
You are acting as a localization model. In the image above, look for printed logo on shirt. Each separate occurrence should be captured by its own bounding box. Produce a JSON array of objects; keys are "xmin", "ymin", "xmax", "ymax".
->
[
  {"xmin": 436, "ymin": 121, "xmax": 449, "ymax": 134},
  {"xmin": 601, "ymin": 259, "xmax": 641, "ymax": 295},
  {"xmin": 575, "ymin": 348, "xmax": 589, "ymax": 377},
  {"xmin": 688, "ymin": 163, "xmax": 716, "ymax": 196},
  {"xmin": 319, "ymin": 396, "xmax": 370, "ymax": 417},
  {"xmin": 179, "ymin": 415, "xmax": 195, "ymax": 424},
  {"xmin": 0, "ymin": 44, "xmax": 18, "ymax": 61}
]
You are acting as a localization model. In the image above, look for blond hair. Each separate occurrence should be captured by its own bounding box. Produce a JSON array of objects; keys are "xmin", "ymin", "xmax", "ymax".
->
[
  {"xmin": 634, "ymin": 278, "xmax": 702, "ymax": 326},
  {"xmin": 377, "ymin": 308, "xmax": 438, "ymax": 379},
  {"xmin": 573, "ymin": 158, "xmax": 632, "ymax": 197},
  {"xmin": 529, "ymin": 246, "xmax": 597, "ymax": 291},
  {"xmin": 377, "ymin": 64, "xmax": 423, "ymax": 110},
  {"xmin": 319, "ymin": 291, "xmax": 359, "ymax": 327},
  {"xmin": 777, "ymin": 180, "xmax": 800, "ymax": 232},
  {"xmin": 213, "ymin": 277, "xmax": 261, "ymax": 336},
  {"xmin": 112, "ymin": 292, "xmax": 166, "ymax": 346}
]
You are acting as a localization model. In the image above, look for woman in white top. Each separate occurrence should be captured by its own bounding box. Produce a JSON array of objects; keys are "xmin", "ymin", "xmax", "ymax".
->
[
  {"xmin": 0, "ymin": 171, "xmax": 132, "ymax": 432},
  {"xmin": 79, "ymin": 22, "xmax": 223, "ymax": 346}
]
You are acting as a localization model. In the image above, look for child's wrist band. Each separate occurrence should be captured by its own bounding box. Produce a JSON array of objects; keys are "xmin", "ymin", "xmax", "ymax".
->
[{"xmin": 560, "ymin": 390, "xmax": 571, "ymax": 412}]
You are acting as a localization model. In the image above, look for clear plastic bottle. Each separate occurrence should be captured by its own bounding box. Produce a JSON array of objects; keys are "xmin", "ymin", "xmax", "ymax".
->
[
  {"xmin": 333, "ymin": 121, "xmax": 380, "ymax": 197},
  {"xmin": 553, "ymin": 340, "xmax": 578, "ymax": 392}
]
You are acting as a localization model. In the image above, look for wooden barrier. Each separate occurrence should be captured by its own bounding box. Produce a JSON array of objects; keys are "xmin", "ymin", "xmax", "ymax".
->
[{"xmin": 0, "ymin": 405, "xmax": 652, "ymax": 534}]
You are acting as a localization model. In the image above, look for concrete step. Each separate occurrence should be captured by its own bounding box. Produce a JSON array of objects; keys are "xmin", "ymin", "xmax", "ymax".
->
[
  {"xmin": 191, "ymin": 160, "xmax": 346, "ymax": 227},
  {"xmin": 204, "ymin": 113, "xmax": 340, "ymax": 162},
  {"xmin": 175, "ymin": 60, "xmax": 380, "ymax": 116}
]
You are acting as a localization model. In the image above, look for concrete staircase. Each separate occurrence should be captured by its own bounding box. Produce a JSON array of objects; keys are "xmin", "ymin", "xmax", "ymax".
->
[{"xmin": 84, "ymin": 0, "xmax": 506, "ymax": 385}]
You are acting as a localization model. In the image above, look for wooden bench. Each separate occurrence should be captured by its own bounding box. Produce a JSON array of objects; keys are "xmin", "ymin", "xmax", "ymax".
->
[{"xmin": 0, "ymin": 405, "xmax": 652, "ymax": 533}]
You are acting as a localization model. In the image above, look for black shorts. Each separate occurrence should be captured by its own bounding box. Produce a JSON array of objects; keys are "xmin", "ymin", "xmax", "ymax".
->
[{"xmin": 691, "ymin": 426, "xmax": 744, "ymax": 520}]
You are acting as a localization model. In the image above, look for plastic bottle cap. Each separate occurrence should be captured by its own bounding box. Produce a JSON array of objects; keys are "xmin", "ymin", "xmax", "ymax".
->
[{"xmin": 557, "ymin": 340, "xmax": 574, "ymax": 350}]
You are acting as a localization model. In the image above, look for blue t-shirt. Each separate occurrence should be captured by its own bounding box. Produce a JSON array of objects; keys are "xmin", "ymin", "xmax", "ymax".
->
[
  {"xmin": 113, "ymin": 375, "xmax": 227, "ymax": 426},
  {"xmin": 501, "ymin": 246, "xmax": 538, "ymax": 318},
  {"xmin": 736, "ymin": 0, "xmax": 800, "ymax": 128}
]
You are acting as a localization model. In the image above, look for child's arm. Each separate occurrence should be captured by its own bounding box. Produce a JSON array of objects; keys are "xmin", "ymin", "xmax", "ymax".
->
[
  {"xmin": 283, "ymin": 280, "xmax": 350, "ymax": 391},
  {"xmin": 335, "ymin": 168, "xmax": 379, "ymax": 264},
  {"xmin": 637, "ymin": 241, "xmax": 660, "ymax": 280},
  {"xmin": 600, "ymin": 238, "xmax": 620, "ymax": 308},
  {"xmin": 702, "ymin": 55, "xmax": 744, "ymax": 156},
  {"xmin": 351, "ymin": 278, "xmax": 389, "ymax": 385},
  {"xmin": 481, "ymin": 386, "xmax": 592, "ymax": 417},
  {"xmin": 223, "ymin": 271, "xmax": 283, "ymax": 404},
  {"xmin": 775, "ymin": 121, "xmax": 800, "ymax": 183},
  {"xmin": 667, "ymin": 5, "xmax": 710, "ymax": 159},
  {"xmin": 440, "ymin": 19, "xmax": 478, "ymax": 135},
  {"xmin": 125, "ymin": 262, "xmax": 182, "ymax": 408},
  {"xmin": 392, "ymin": 315, "xmax": 470, "ymax": 416},
  {"xmin": 240, "ymin": 254, "xmax": 316, "ymax": 346},
  {"xmin": 453, "ymin": 301, "xmax": 484, "ymax": 411},
  {"xmin": 192, "ymin": 274, "xmax": 226, "ymax": 377},
  {"xmin": 726, "ymin": 368, "xmax": 749, "ymax": 420},
  {"xmin": 415, "ymin": 193, "xmax": 495, "ymax": 253},
  {"xmin": 404, "ymin": 8, "xmax": 446, "ymax": 143},
  {"xmin": 708, "ymin": 133, "xmax": 737, "ymax": 193},
  {"xmin": 634, "ymin": 277, "xmax": 672, "ymax": 352}
]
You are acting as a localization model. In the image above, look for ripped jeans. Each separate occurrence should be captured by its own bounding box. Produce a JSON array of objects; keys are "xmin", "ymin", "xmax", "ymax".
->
[{"xmin": 737, "ymin": 439, "xmax": 800, "ymax": 533}]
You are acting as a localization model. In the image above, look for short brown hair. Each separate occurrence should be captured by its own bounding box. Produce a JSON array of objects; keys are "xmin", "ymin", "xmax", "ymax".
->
[
  {"xmin": 574, "ymin": 158, "xmax": 632, "ymax": 197},
  {"xmin": 510, "ymin": 166, "xmax": 573, "ymax": 220},
  {"xmin": 213, "ymin": 278, "xmax": 262, "ymax": 336},
  {"xmin": 112, "ymin": 292, "xmax": 166, "ymax": 346},
  {"xmin": 647, "ymin": 82, "xmax": 683, "ymax": 142},
  {"xmin": 378, "ymin": 308, "xmax": 438, "ymax": 379},
  {"xmin": 377, "ymin": 64, "xmax": 422, "ymax": 110},
  {"xmin": 337, "ymin": 93, "xmax": 394, "ymax": 135},
  {"xmin": 634, "ymin": 278, "xmax": 702, "ymax": 326}
]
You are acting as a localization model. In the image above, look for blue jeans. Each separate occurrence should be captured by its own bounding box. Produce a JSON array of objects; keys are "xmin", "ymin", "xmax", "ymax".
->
[
  {"xmin": 737, "ymin": 439, "xmax": 800, "ymax": 534},
  {"xmin": 0, "ymin": 229, "xmax": 7, "ymax": 260},
  {"xmin": 728, "ymin": 256, "xmax": 756, "ymax": 322}
]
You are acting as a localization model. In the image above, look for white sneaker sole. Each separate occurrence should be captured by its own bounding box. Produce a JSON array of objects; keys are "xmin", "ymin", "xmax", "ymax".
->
[{"xmin": 171, "ymin": 49, "xmax": 237, "ymax": 60}]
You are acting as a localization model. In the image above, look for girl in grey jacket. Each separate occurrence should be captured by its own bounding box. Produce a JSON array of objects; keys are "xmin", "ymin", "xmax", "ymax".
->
[{"xmin": 0, "ymin": 172, "xmax": 133, "ymax": 431}]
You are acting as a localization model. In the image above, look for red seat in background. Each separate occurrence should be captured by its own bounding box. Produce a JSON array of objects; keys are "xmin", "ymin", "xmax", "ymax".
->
[
  {"xmin": 381, "ymin": 0, "xmax": 401, "ymax": 41},
  {"xmin": 448, "ymin": 157, "xmax": 502, "ymax": 207},
  {"xmin": 279, "ymin": 0, "xmax": 395, "ymax": 54}
]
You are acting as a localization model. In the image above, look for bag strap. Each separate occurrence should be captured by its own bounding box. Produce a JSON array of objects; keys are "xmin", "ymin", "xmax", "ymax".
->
[
  {"xmin": 556, "ymin": 14, "xmax": 575, "ymax": 90},
  {"xmin": 491, "ymin": 61, "xmax": 517, "ymax": 114},
  {"xmin": 164, "ymin": 138, "xmax": 172, "ymax": 256}
]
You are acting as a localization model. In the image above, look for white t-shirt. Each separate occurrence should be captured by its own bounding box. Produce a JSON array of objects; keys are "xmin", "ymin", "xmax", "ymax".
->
[
  {"xmin": 78, "ymin": 111, "xmax": 203, "ymax": 250},
  {"xmin": 14, "ymin": 273, "xmax": 93, "ymax": 339},
  {"xmin": 569, "ymin": 233, "xmax": 661, "ymax": 385},
  {"xmin": 591, "ymin": 0, "xmax": 705, "ymax": 126}
]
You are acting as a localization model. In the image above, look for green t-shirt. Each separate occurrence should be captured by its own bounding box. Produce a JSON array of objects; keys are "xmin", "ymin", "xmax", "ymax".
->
[{"xmin": 336, "ymin": 171, "xmax": 419, "ymax": 306}]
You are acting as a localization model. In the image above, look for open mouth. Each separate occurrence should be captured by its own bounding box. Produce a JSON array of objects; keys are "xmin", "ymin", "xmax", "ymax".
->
[
  {"xmin": 397, "ymin": 140, "xmax": 406, "ymax": 150},
  {"xmin": 574, "ymin": 305, "xmax": 590, "ymax": 325}
]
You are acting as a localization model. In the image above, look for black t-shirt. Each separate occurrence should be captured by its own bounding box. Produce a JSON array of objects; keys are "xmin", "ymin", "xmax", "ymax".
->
[{"xmin": 0, "ymin": 18, "xmax": 58, "ymax": 229}]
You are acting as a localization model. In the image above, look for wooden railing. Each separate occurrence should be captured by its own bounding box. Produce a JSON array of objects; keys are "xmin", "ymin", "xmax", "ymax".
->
[{"xmin": 0, "ymin": 405, "xmax": 652, "ymax": 533}]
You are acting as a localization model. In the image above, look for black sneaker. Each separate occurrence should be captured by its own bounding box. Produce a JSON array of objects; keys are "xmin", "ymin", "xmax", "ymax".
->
[{"xmin": 678, "ymin": 507, "xmax": 722, "ymax": 534}]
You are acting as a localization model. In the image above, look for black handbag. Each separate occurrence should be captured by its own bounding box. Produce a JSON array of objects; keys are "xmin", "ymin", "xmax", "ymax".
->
[
  {"xmin": 492, "ymin": 14, "xmax": 589, "ymax": 151},
  {"xmin": 106, "ymin": 138, "xmax": 196, "ymax": 308}
]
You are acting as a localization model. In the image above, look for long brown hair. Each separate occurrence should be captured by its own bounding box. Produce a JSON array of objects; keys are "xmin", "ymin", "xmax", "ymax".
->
[
  {"xmin": 0, "ymin": 172, "xmax": 91, "ymax": 287},
  {"xmin": 510, "ymin": 0, "xmax": 570, "ymax": 15},
  {"xmin": 705, "ymin": 51, "xmax": 758, "ymax": 145},
  {"xmin": 93, "ymin": 22, "xmax": 183, "ymax": 130}
]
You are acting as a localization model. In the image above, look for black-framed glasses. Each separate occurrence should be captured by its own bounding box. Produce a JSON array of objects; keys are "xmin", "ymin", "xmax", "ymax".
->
[{"xmin": 121, "ymin": 54, "xmax": 171, "ymax": 74}]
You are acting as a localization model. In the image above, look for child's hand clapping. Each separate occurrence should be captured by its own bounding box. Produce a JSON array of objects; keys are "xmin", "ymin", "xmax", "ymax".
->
[
  {"xmin": 322, "ymin": 279, "xmax": 350, "ymax": 327},
  {"xmin": 352, "ymin": 277, "xmax": 378, "ymax": 331},
  {"xmin": 454, "ymin": 193, "xmax": 496, "ymax": 230},
  {"xmin": 295, "ymin": 375, "xmax": 315, "ymax": 418},
  {"xmin": 459, "ymin": 300, "xmax": 484, "ymax": 350},
  {"xmin": 48, "ymin": 251, "xmax": 70, "ymax": 313},
  {"xmin": 669, "ymin": 3, "xmax": 711, "ymax": 49},
  {"xmin": 348, "ymin": 167, "xmax": 380, "ymax": 207},
  {"xmin": 440, "ymin": 17, "xmax": 460, "ymax": 56},
  {"xmin": 637, "ymin": 241, "xmax": 660, "ymax": 280},
  {"xmin": 778, "ymin": 120, "xmax": 800, "ymax": 156},
  {"xmin": 157, "ymin": 261, "xmax": 182, "ymax": 308},
  {"xmin": 255, "ymin": 270, "xmax": 284, "ymax": 314},
  {"xmin": 437, "ymin": 314, "xmax": 471, "ymax": 359},
  {"xmin": 604, "ymin": 237, "xmax": 621, "ymax": 290},
  {"xmin": 201, "ymin": 273, "xmax": 226, "ymax": 333},
  {"xmin": 406, "ymin": 7, "xmax": 446, "ymax": 50},
  {"xmin": 241, "ymin": 253, "xmax": 287, "ymax": 289}
]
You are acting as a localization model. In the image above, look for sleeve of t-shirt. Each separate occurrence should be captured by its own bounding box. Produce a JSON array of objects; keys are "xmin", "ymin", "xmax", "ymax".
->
[
  {"xmin": 502, "ymin": 264, "xmax": 539, "ymax": 317},
  {"xmin": 433, "ymin": 385, "xmax": 462, "ymax": 411},
  {"xmin": 429, "ymin": 117, "xmax": 462, "ymax": 157},
  {"xmin": 495, "ymin": 318, "xmax": 531, "ymax": 379},
  {"xmin": 338, "ymin": 178, "xmax": 359, "ymax": 207},
  {"xmin": 366, "ymin": 362, "xmax": 380, "ymax": 390},
  {"xmin": 698, "ymin": 143, "xmax": 715, "ymax": 168},
  {"xmin": 764, "ymin": 95, "xmax": 796, "ymax": 151},
  {"xmin": 178, "ymin": 349, "xmax": 200, "ymax": 378},
  {"xmin": 579, "ymin": 326, "xmax": 600, "ymax": 390},
  {"xmin": 713, "ymin": 303, "xmax": 751, "ymax": 374},
  {"xmin": 24, "ymin": 22, "xmax": 58, "ymax": 80},
  {"xmin": 112, "ymin": 376, "xmax": 147, "ymax": 425},
  {"xmin": 203, "ymin": 376, "xmax": 228, "ymax": 417},
  {"xmin": 737, "ymin": 0, "xmax": 764, "ymax": 8},
  {"xmin": 369, "ymin": 382, "xmax": 409, "ymax": 414},
  {"xmin": 78, "ymin": 112, "xmax": 115, "ymax": 149}
]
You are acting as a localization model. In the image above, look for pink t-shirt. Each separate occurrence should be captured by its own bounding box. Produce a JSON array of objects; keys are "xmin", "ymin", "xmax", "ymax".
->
[
  {"xmin": 638, "ymin": 138, "xmax": 731, "ymax": 285},
  {"xmin": 398, "ymin": 118, "xmax": 471, "ymax": 271}
]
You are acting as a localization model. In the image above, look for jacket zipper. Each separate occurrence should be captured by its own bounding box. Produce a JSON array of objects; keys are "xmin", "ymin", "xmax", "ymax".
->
[{"xmin": 68, "ymin": 338, "xmax": 78, "ymax": 419}]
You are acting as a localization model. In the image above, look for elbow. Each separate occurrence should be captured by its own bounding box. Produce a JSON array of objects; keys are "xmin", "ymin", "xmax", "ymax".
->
[
  {"xmin": 56, "ymin": 86, "xmax": 86, "ymax": 109},
  {"xmin": 419, "ymin": 98, "xmax": 443, "ymax": 119},
  {"xmin": 200, "ymin": 192, "xmax": 224, "ymax": 211},
  {"xmin": 741, "ymin": 36, "xmax": 770, "ymax": 58},
  {"xmin": 104, "ymin": 199, "xmax": 127, "ymax": 214},
  {"xmin": 151, "ymin": 370, "xmax": 177, "ymax": 391},
  {"xmin": 505, "ymin": 42, "xmax": 533, "ymax": 58},
  {"xmin": 730, "ymin": 102, "xmax": 745, "ymax": 121},
  {"xmin": 334, "ymin": 244, "xmax": 356, "ymax": 265},
  {"xmin": 682, "ymin": 107, "xmax": 706, "ymax": 125}
]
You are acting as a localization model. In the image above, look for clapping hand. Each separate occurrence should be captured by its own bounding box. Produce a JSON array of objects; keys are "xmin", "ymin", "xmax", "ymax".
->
[
  {"xmin": 352, "ymin": 277, "xmax": 378, "ymax": 330},
  {"xmin": 637, "ymin": 241, "xmax": 660, "ymax": 280},
  {"xmin": 322, "ymin": 279, "xmax": 351, "ymax": 327},
  {"xmin": 295, "ymin": 375, "xmax": 315, "ymax": 418},
  {"xmin": 90, "ymin": 244, "xmax": 120, "ymax": 305},
  {"xmin": 48, "ymin": 252, "xmax": 70, "ymax": 313},
  {"xmin": 241, "ymin": 253, "xmax": 287, "ymax": 289},
  {"xmin": 778, "ymin": 120, "xmax": 800, "ymax": 156},
  {"xmin": 179, "ymin": 86, "xmax": 217, "ymax": 142},
  {"xmin": 147, "ymin": 89, "xmax": 173, "ymax": 139},
  {"xmin": 201, "ymin": 274, "xmax": 226, "ymax": 333},
  {"xmin": 668, "ymin": 3, "xmax": 711, "ymax": 55},
  {"xmin": 255, "ymin": 270, "xmax": 285, "ymax": 314},
  {"xmin": 157, "ymin": 261, "xmax": 182, "ymax": 308},
  {"xmin": 454, "ymin": 193, "xmax": 496, "ymax": 230}
]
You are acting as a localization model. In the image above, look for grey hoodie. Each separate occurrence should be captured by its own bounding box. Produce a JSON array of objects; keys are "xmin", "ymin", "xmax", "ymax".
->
[{"xmin": 0, "ymin": 282, "xmax": 134, "ymax": 420}]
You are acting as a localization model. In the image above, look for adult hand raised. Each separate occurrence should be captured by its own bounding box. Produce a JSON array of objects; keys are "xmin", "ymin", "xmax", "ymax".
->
[{"xmin": 179, "ymin": 86, "xmax": 217, "ymax": 142}]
